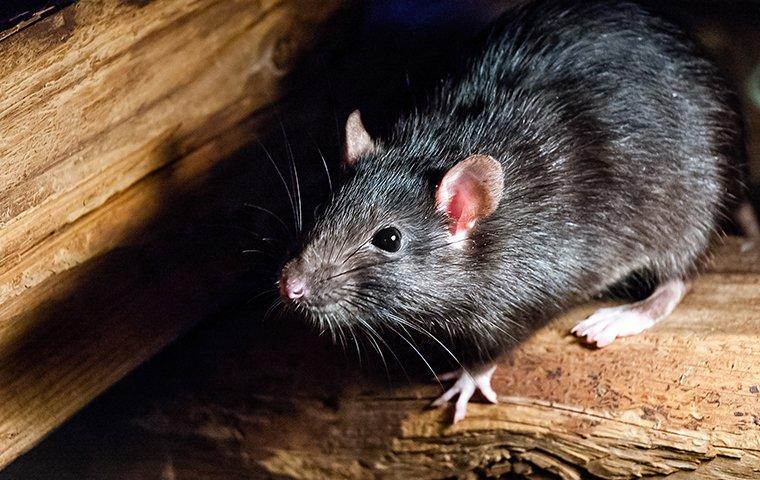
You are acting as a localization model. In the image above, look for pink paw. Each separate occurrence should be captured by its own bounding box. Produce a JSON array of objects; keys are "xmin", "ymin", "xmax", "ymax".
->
[
  {"xmin": 572, "ymin": 279, "xmax": 687, "ymax": 348},
  {"xmin": 572, "ymin": 306, "xmax": 654, "ymax": 347},
  {"xmin": 431, "ymin": 364, "xmax": 497, "ymax": 423}
]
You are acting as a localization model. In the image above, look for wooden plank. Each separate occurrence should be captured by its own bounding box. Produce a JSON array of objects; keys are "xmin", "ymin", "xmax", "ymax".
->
[
  {"xmin": 257, "ymin": 242, "xmax": 760, "ymax": 478},
  {"xmin": 0, "ymin": 0, "xmax": 341, "ymax": 303},
  {"xmin": 0, "ymin": 0, "xmax": 348, "ymax": 468},
  {"xmin": 23, "ymin": 239, "xmax": 754, "ymax": 479}
]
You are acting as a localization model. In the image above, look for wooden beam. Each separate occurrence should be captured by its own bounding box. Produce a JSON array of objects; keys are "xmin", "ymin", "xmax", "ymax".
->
[
  {"xmin": 32, "ymin": 238, "xmax": 754, "ymax": 480},
  {"xmin": 259, "ymin": 239, "xmax": 760, "ymax": 479},
  {"xmin": 0, "ymin": 0, "xmax": 348, "ymax": 468}
]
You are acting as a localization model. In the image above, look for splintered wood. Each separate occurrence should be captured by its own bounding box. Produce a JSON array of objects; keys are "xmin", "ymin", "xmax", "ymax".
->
[
  {"xmin": 114, "ymin": 239, "xmax": 756, "ymax": 480},
  {"xmin": 0, "ymin": 0, "xmax": 346, "ymax": 469}
]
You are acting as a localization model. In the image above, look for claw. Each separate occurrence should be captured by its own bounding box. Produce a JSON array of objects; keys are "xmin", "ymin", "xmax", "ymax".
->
[{"xmin": 432, "ymin": 364, "xmax": 497, "ymax": 423}]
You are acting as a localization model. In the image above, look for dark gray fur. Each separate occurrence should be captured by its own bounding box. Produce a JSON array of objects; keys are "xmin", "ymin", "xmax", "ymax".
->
[{"xmin": 282, "ymin": 0, "xmax": 744, "ymax": 365}]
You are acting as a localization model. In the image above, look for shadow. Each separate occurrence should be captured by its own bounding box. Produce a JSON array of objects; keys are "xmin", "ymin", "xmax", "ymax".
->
[
  {"xmin": 1, "ymin": 1, "xmax": 759, "ymax": 478},
  {"xmin": 0, "ymin": 2, "xmax": 496, "ymax": 477}
]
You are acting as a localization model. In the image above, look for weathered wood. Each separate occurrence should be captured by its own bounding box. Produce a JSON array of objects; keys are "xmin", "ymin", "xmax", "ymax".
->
[
  {"xmin": 24, "ymin": 238, "xmax": 751, "ymax": 480},
  {"xmin": 261, "ymin": 240, "xmax": 760, "ymax": 479},
  {"xmin": 0, "ymin": 0, "xmax": 347, "ymax": 468},
  {"xmin": 0, "ymin": 0, "xmax": 341, "ymax": 304}
]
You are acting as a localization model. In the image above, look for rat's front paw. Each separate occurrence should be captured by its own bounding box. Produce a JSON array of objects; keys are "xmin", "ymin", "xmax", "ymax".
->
[{"xmin": 431, "ymin": 363, "xmax": 498, "ymax": 423}]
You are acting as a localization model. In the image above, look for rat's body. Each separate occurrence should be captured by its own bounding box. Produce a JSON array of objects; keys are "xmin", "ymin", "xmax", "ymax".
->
[{"xmin": 279, "ymin": 0, "xmax": 750, "ymax": 422}]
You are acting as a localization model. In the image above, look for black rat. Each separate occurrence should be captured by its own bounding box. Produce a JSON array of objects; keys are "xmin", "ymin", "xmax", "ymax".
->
[{"xmin": 277, "ymin": 0, "xmax": 756, "ymax": 422}]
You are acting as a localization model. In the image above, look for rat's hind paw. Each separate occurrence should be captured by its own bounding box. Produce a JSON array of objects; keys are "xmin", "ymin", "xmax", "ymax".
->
[
  {"xmin": 572, "ymin": 307, "xmax": 655, "ymax": 347},
  {"xmin": 572, "ymin": 279, "xmax": 688, "ymax": 347},
  {"xmin": 431, "ymin": 363, "xmax": 497, "ymax": 423}
]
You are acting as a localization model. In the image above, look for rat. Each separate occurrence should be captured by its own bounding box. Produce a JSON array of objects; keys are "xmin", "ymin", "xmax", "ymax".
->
[{"xmin": 277, "ymin": 0, "xmax": 756, "ymax": 422}]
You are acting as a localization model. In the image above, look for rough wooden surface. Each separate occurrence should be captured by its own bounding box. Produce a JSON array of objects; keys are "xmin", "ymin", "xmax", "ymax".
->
[
  {"xmin": 0, "ymin": 0, "xmax": 339, "ymax": 304},
  {"xmin": 147, "ymin": 240, "xmax": 760, "ymax": 479},
  {"xmin": 0, "ymin": 0, "xmax": 346, "ymax": 468},
  {"xmin": 165, "ymin": 240, "xmax": 760, "ymax": 479},
  {"xmin": 5, "ymin": 239, "xmax": 757, "ymax": 479}
]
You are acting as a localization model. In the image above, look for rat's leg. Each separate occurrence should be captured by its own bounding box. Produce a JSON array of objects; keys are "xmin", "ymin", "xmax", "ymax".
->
[
  {"xmin": 431, "ymin": 363, "xmax": 497, "ymax": 423},
  {"xmin": 572, "ymin": 279, "xmax": 688, "ymax": 348}
]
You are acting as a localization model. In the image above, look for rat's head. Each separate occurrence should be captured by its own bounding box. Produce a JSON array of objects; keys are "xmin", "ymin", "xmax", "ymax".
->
[{"xmin": 279, "ymin": 110, "xmax": 504, "ymax": 338}]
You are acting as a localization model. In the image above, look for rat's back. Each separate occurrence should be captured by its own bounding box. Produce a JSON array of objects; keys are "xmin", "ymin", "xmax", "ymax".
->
[
  {"xmin": 407, "ymin": 0, "xmax": 746, "ymax": 421},
  {"xmin": 395, "ymin": 0, "xmax": 740, "ymax": 302}
]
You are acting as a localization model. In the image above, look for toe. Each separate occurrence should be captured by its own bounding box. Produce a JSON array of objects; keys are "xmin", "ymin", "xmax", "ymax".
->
[
  {"xmin": 592, "ymin": 331, "xmax": 616, "ymax": 347},
  {"xmin": 437, "ymin": 369, "xmax": 462, "ymax": 381},
  {"xmin": 572, "ymin": 313, "xmax": 608, "ymax": 336},
  {"xmin": 431, "ymin": 385, "xmax": 460, "ymax": 407},
  {"xmin": 586, "ymin": 318, "xmax": 625, "ymax": 347},
  {"xmin": 475, "ymin": 365, "xmax": 498, "ymax": 404},
  {"xmin": 453, "ymin": 382, "xmax": 476, "ymax": 423},
  {"xmin": 586, "ymin": 311, "xmax": 656, "ymax": 347},
  {"xmin": 478, "ymin": 381, "xmax": 498, "ymax": 404},
  {"xmin": 571, "ymin": 319, "xmax": 590, "ymax": 334},
  {"xmin": 580, "ymin": 321, "xmax": 607, "ymax": 339}
]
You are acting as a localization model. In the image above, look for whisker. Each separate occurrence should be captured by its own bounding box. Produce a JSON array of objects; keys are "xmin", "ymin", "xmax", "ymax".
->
[
  {"xmin": 247, "ymin": 288, "xmax": 278, "ymax": 305},
  {"xmin": 342, "ymin": 287, "xmax": 442, "ymax": 384},
  {"xmin": 345, "ymin": 285, "xmax": 465, "ymax": 372},
  {"xmin": 243, "ymin": 203, "xmax": 293, "ymax": 238},
  {"xmin": 256, "ymin": 140, "xmax": 298, "ymax": 233},
  {"xmin": 395, "ymin": 316, "xmax": 464, "ymax": 371},
  {"xmin": 307, "ymin": 131, "xmax": 333, "ymax": 193},
  {"xmin": 386, "ymin": 322, "xmax": 442, "ymax": 388},
  {"xmin": 242, "ymin": 249, "xmax": 273, "ymax": 256},
  {"xmin": 343, "ymin": 299, "xmax": 410, "ymax": 384},
  {"xmin": 278, "ymin": 119, "xmax": 303, "ymax": 233},
  {"xmin": 263, "ymin": 298, "xmax": 283, "ymax": 321},
  {"xmin": 335, "ymin": 317, "xmax": 348, "ymax": 351},
  {"xmin": 346, "ymin": 321, "xmax": 363, "ymax": 367},
  {"xmin": 338, "ymin": 238, "xmax": 371, "ymax": 267},
  {"xmin": 340, "ymin": 300, "xmax": 387, "ymax": 374},
  {"xmin": 319, "ymin": 257, "xmax": 396, "ymax": 285}
]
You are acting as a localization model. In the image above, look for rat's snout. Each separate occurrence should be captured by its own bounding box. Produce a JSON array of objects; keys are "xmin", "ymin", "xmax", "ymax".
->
[
  {"xmin": 284, "ymin": 277, "xmax": 307, "ymax": 300},
  {"xmin": 281, "ymin": 275, "xmax": 309, "ymax": 301},
  {"xmin": 279, "ymin": 260, "xmax": 311, "ymax": 303},
  {"xmin": 279, "ymin": 252, "xmax": 357, "ymax": 314}
]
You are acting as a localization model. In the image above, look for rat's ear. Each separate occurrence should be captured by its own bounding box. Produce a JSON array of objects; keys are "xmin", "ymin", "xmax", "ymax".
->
[
  {"xmin": 435, "ymin": 154, "xmax": 504, "ymax": 240},
  {"xmin": 343, "ymin": 110, "xmax": 375, "ymax": 167}
]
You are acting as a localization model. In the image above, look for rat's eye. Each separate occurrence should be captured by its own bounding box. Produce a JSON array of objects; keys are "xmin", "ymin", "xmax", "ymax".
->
[{"xmin": 372, "ymin": 227, "xmax": 402, "ymax": 252}]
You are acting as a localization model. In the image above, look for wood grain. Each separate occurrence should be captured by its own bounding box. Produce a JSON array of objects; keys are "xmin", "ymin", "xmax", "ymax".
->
[
  {"xmin": 46, "ymin": 239, "xmax": 756, "ymax": 480},
  {"xmin": 0, "ymin": 0, "xmax": 347, "ymax": 468},
  {"xmin": 0, "ymin": 0, "xmax": 341, "ymax": 303}
]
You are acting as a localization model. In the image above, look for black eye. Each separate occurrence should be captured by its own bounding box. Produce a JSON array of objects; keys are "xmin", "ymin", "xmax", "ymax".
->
[{"xmin": 372, "ymin": 227, "xmax": 402, "ymax": 252}]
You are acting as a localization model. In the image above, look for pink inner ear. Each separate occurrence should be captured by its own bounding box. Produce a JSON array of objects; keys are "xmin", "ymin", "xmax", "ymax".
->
[
  {"xmin": 446, "ymin": 179, "xmax": 477, "ymax": 237},
  {"xmin": 436, "ymin": 154, "xmax": 504, "ymax": 240}
]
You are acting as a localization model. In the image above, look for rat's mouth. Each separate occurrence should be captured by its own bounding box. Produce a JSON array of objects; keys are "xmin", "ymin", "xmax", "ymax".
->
[
  {"xmin": 303, "ymin": 303, "xmax": 340, "ymax": 317},
  {"xmin": 294, "ymin": 297, "xmax": 362, "ymax": 326}
]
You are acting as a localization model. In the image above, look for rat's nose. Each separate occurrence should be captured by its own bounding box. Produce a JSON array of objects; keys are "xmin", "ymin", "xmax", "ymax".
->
[
  {"xmin": 286, "ymin": 278, "xmax": 307, "ymax": 299},
  {"xmin": 279, "ymin": 271, "xmax": 309, "ymax": 301}
]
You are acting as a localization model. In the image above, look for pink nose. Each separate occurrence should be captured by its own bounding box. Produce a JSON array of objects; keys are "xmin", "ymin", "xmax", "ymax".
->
[{"xmin": 280, "ymin": 275, "xmax": 308, "ymax": 301}]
